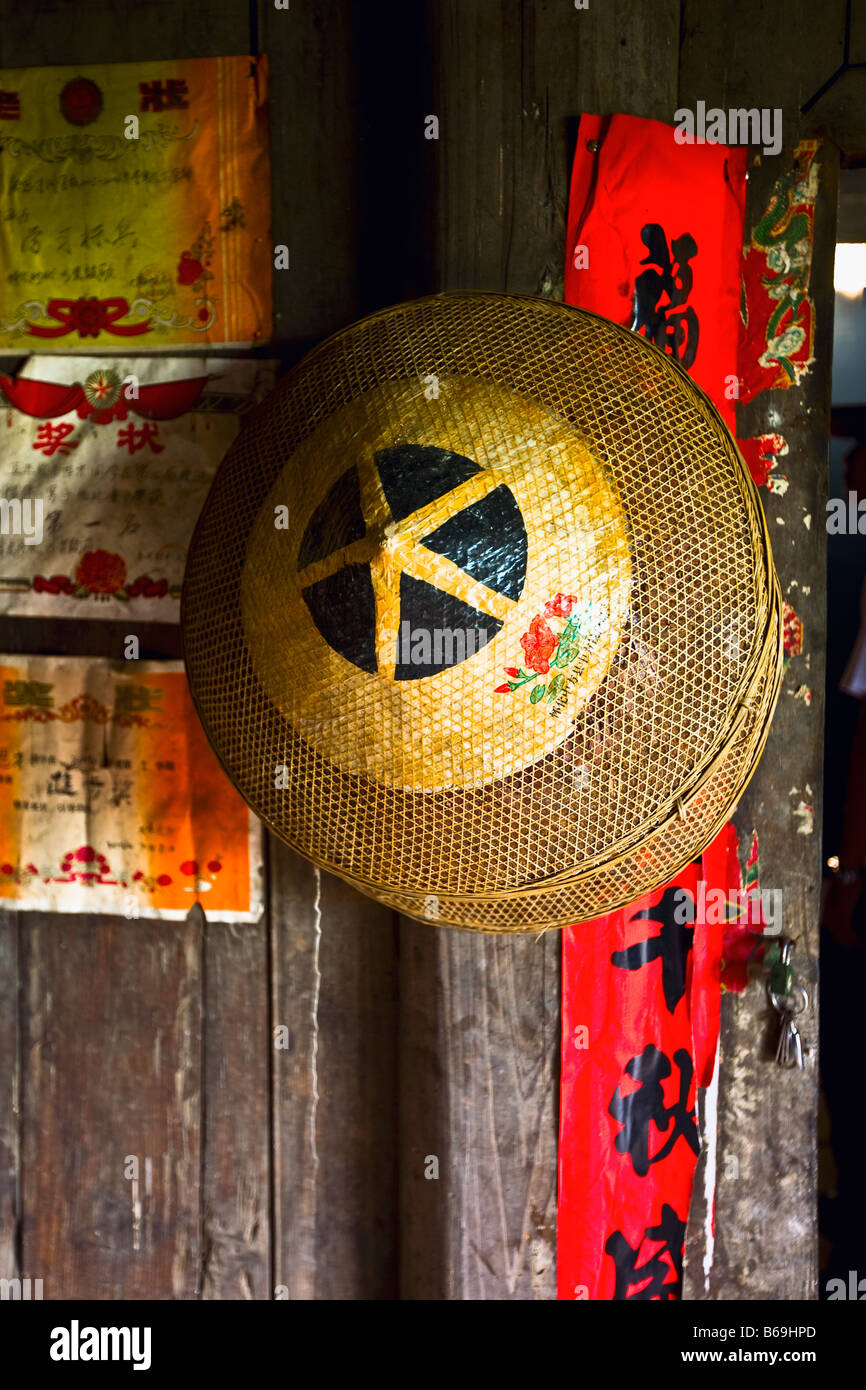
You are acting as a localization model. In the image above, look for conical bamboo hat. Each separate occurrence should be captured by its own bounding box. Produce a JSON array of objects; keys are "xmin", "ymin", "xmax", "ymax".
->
[{"xmin": 182, "ymin": 293, "xmax": 782, "ymax": 931}]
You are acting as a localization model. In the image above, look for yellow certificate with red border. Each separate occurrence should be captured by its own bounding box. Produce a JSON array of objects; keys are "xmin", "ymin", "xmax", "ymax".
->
[
  {"xmin": 0, "ymin": 55, "xmax": 271, "ymax": 349},
  {"xmin": 0, "ymin": 657, "xmax": 262, "ymax": 921}
]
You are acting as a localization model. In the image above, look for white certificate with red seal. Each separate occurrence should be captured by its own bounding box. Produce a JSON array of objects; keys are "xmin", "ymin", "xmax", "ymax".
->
[{"xmin": 0, "ymin": 354, "xmax": 275, "ymax": 619}]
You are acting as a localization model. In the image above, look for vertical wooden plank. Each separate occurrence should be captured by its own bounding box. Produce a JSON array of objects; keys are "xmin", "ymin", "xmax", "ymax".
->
[
  {"xmin": 261, "ymin": 0, "xmax": 440, "ymax": 1300},
  {"xmin": 398, "ymin": 0, "xmax": 681, "ymax": 1300},
  {"xmin": 0, "ymin": 912, "xmax": 19, "ymax": 1285},
  {"xmin": 435, "ymin": 0, "xmax": 681, "ymax": 298},
  {"xmin": 200, "ymin": 909, "xmax": 271, "ymax": 1300},
  {"xmin": 0, "ymin": 0, "xmax": 269, "ymax": 1303},
  {"xmin": 698, "ymin": 149, "xmax": 834, "ymax": 1302},
  {"xmin": 269, "ymin": 843, "xmax": 398, "ymax": 1300},
  {"xmin": 262, "ymin": 0, "xmax": 436, "ymax": 355},
  {"xmin": 261, "ymin": 0, "xmax": 362, "ymax": 352},
  {"xmin": 19, "ymin": 915, "xmax": 202, "ymax": 1299},
  {"xmin": 678, "ymin": 0, "xmax": 846, "ymax": 127},
  {"xmin": 399, "ymin": 928, "xmax": 560, "ymax": 1299},
  {"xmin": 0, "ymin": 0, "xmax": 250, "ymax": 66},
  {"xmin": 678, "ymin": 0, "xmax": 839, "ymax": 1299}
]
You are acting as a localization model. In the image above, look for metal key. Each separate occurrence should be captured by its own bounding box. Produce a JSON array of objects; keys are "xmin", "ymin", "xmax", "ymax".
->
[{"xmin": 774, "ymin": 1008, "xmax": 806, "ymax": 1069}]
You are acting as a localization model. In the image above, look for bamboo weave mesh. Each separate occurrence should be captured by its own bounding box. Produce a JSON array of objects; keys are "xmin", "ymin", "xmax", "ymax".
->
[{"xmin": 182, "ymin": 293, "xmax": 783, "ymax": 932}]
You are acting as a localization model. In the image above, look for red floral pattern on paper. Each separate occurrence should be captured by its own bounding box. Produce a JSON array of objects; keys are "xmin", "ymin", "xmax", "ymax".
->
[
  {"xmin": 75, "ymin": 549, "xmax": 127, "ymax": 595},
  {"xmin": 738, "ymin": 433, "xmax": 789, "ymax": 492},
  {"xmin": 176, "ymin": 224, "xmax": 216, "ymax": 328},
  {"xmin": 34, "ymin": 574, "xmax": 77, "ymax": 596},
  {"xmin": 0, "ymin": 692, "xmax": 161, "ymax": 727},
  {"xmin": 58, "ymin": 844, "xmax": 113, "ymax": 883},
  {"xmin": 177, "ymin": 254, "xmax": 204, "ymax": 286},
  {"xmin": 2, "ymin": 851, "xmax": 227, "ymax": 896},
  {"xmin": 31, "ymin": 552, "xmax": 174, "ymax": 603}
]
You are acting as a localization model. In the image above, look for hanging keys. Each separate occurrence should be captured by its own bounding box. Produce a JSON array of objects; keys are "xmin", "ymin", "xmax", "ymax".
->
[
  {"xmin": 767, "ymin": 938, "xmax": 809, "ymax": 1069},
  {"xmin": 774, "ymin": 1006, "xmax": 806, "ymax": 1068}
]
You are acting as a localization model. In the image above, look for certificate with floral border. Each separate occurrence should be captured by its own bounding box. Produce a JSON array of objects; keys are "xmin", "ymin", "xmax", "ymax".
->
[
  {"xmin": 0, "ymin": 354, "xmax": 275, "ymax": 619},
  {"xmin": 0, "ymin": 55, "xmax": 271, "ymax": 349},
  {"xmin": 0, "ymin": 656, "xmax": 263, "ymax": 921}
]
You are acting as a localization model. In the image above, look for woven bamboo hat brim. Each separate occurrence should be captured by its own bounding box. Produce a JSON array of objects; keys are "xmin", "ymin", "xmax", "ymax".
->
[{"xmin": 182, "ymin": 292, "xmax": 783, "ymax": 932}]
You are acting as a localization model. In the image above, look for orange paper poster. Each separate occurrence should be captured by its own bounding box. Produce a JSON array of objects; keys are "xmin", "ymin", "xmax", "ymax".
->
[
  {"xmin": 0, "ymin": 55, "xmax": 271, "ymax": 350},
  {"xmin": 0, "ymin": 657, "xmax": 262, "ymax": 920}
]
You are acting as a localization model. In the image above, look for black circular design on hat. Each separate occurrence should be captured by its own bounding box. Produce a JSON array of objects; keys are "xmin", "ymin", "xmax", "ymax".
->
[{"xmin": 298, "ymin": 443, "xmax": 527, "ymax": 679}]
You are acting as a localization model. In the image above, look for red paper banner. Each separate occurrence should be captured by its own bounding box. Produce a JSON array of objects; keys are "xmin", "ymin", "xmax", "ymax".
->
[
  {"xmin": 564, "ymin": 112, "xmax": 747, "ymax": 429},
  {"xmin": 560, "ymin": 113, "xmax": 751, "ymax": 1299},
  {"xmin": 558, "ymin": 841, "xmax": 727, "ymax": 1300}
]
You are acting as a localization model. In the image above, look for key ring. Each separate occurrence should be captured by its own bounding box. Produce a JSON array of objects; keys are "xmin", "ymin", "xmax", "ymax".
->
[{"xmin": 768, "ymin": 984, "xmax": 808, "ymax": 1017}]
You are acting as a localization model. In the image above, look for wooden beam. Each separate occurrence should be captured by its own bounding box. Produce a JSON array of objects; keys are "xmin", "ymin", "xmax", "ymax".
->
[
  {"xmin": 269, "ymin": 845, "xmax": 398, "ymax": 1300},
  {"xmin": 679, "ymin": 3, "xmax": 839, "ymax": 1296},
  {"xmin": 17, "ymin": 913, "xmax": 203, "ymax": 1298},
  {"xmin": 398, "ymin": 0, "xmax": 680, "ymax": 1300}
]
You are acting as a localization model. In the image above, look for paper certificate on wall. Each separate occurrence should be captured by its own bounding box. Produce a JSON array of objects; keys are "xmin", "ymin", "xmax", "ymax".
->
[
  {"xmin": 0, "ymin": 657, "xmax": 263, "ymax": 921},
  {"xmin": 0, "ymin": 55, "xmax": 271, "ymax": 349},
  {"xmin": 0, "ymin": 354, "xmax": 275, "ymax": 619}
]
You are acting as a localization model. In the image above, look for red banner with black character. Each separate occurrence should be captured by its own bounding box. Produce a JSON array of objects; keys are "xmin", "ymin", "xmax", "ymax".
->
[
  {"xmin": 564, "ymin": 112, "xmax": 746, "ymax": 429},
  {"xmin": 560, "ymin": 114, "xmax": 751, "ymax": 1299},
  {"xmin": 558, "ymin": 850, "xmax": 721, "ymax": 1300}
]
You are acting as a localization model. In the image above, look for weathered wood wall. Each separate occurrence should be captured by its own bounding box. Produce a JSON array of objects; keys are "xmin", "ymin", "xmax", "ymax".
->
[
  {"xmin": 678, "ymin": 0, "xmax": 847, "ymax": 1299},
  {"xmin": 1, "ymin": 0, "xmax": 851, "ymax": 1300}
]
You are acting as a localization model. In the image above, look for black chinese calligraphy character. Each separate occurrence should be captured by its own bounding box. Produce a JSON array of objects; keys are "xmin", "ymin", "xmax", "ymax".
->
[
  {"xmin": 605, "ymin": 1203, "xmax": 687, "ymax": 1300},
  {"xmin": 108, "ymin": 778, "xmax": 134, "ymax": 809},
  {"xmin": 611, "ymin": 884, "xmax": 695, "ymax": 1014},
  {"xmin": 609, "ymin": 1044, "xmax": 700, "ymax": 1177},
  {"xmin": 0, "ymin": 89, "xmax": 21, "ymax": 120},
  {"xmin": 4, "ymin": 680, "xmax": 53, "ymax": 708},
  {"xmin": 139, "ymin": 79, "xmax": 189, "ymax": 112},
  {"xmin": 114, "ymin": 684, "xmax": 162, "ymax": 714},
  {"xmin": 48, "ymin": 770, "xmax": 75, "ymax": 797},
  {"xmin": 632, "ymin": 223, "xmax": 699, "ymax": 368}
]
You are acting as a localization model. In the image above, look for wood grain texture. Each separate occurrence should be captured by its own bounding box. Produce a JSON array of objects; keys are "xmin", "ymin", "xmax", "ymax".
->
[
  {"xmin": 433, "ymin": 0, "xmax": 680, "ymax": 298},
  {"xmin": 260, "ymin": 0, "xmax": 362, "ymax": 353},
  {"xmin": 0, "ymin": 913, "xmax": 19, "ymax": 1284},
  {"xmin": 18, "ymin": 913, "xmax": 203, "ymax": 1299},
  {"xmin": 201, "ymin": 907, "xmax": 270, "ymax": 1300},
  {"xmin": 702, "ymin": 147, "xmax": 835, "ymax": 1302},
  {"xmin": 398, "ymin": 925, "xmax": 560, "ymax": 1299},
  {"xmin": 678, "ymin": 10, "xmax": 841, "ymax": 1292},
  {"xmin": 261, "ymin": 0, "xmax": 437, "ymax": 356},
  {"xmin": 269, "ymin": 841, "xmax": 398, "ymax": 1300},
  {"xmin": 679, "ymin": 0, "xmax": 866, "ymax": 159},
  {"xmin": 678, "ymin": 0, "xmax": 846, "ymax": 120},
  {"xmin": 396, "ymin": 0, "xmax": 680, "ymax": 1301},
  {"xmin": 0, "ymin": 0, "xmax": 265, "ymax": 1304},
  {"xmin": 0, "ymin": 0, "xmax": 249, "ymax": 66}
]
